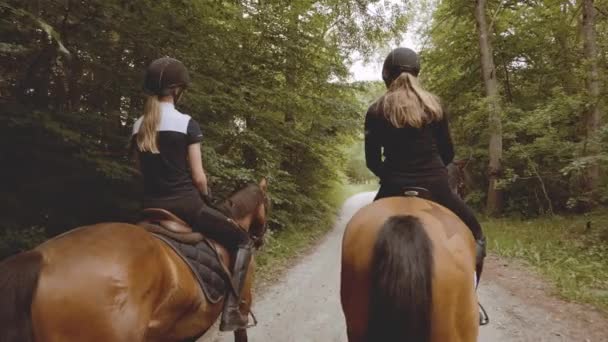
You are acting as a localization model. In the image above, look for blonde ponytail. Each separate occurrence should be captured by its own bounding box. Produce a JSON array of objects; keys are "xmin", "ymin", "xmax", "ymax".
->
[
  {"xmin": 379, "ymin": 73, "xmax": 443, "ymax": 128},
  {"xmin": 136, "ymin": 95, "xmax": 161, "ymax": 153}
]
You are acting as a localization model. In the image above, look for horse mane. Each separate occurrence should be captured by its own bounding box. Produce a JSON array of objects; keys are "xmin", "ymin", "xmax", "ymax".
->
[{"xmin": 218, "ymin": 184, "xmax": 266, "ymax": 219}]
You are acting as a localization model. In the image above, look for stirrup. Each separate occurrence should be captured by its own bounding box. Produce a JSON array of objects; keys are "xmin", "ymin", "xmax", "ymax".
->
[
  {"xmin": 479, "ymin": 302, "xmax": 489, "ymax": 326},
  {"xmin": 219, "ymin": 308, "xmax": 248, "ymax": 332},
  {"xmin": 247, "ymin": 308, "xmax": 258, "ymax": 328},
  {"xmin": 219, "ymin": 302, "xmax": 258, "ymax": 331}
]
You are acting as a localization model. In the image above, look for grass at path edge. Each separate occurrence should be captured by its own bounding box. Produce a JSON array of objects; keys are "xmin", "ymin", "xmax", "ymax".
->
[{"xmin": 483, "ymin": 212, "xmax": 608, "ymax": 313}]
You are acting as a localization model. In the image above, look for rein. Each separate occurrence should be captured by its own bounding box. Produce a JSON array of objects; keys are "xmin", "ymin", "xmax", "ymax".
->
[{"xmin": 227, "ymin": 217, "xmax": 265, "ymax": 248}]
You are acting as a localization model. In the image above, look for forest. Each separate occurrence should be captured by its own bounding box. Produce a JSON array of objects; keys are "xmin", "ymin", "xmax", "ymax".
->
[
  {"xmin": 421, "ymin": 0, "xmax": 608, "ymax": 217},
  {"xmin": 0, "ymin": 0, "xmax": 410, "ymax": 257},
  {"xmin": 1, "ymin": 0, "xmax": 607, "ymax": 270}
]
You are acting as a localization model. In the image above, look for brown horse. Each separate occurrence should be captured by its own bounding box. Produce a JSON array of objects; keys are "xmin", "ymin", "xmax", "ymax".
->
[
  {"xmin": 340, "ymin": 196, "xmax": 478, "ymax": 342},
  {"xmin": 0, "ymin": 178, "xmax": 269, "ymax": 342}
]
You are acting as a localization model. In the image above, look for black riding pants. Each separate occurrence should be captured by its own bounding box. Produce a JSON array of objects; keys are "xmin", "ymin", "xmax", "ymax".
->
[
  {"xmin": 375, "ymin": 177, "xmax": 483, "ymax": 241},
  {"xmin": 143, "ymin": 193, "xmax": 250, "ymax": 251}
]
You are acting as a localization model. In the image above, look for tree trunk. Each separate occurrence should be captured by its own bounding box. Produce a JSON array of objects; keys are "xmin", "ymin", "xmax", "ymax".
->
[
  {"xmin": 502, "ymin": 58, "xmax": 513, "ymax": 103},
  {"xmin": 474, "ymin": 0, "xmax": 503, "ymax": 215},
  {"xmin": 283, "ymin": 6, "xmax": 299, "ymax": 125},
  {"xmin": 582, "ymin": 0, "xmax": 601, "ymax": 198}
]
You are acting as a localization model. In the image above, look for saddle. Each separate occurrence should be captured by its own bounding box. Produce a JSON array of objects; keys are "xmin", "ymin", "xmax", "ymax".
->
[
  {"xmin": 137, "ymin": 208, "xmax": 233, "ymax": 303},
  {"xmin": 138, "ymin": 208, "xmax": 204, "ymax": 243}
]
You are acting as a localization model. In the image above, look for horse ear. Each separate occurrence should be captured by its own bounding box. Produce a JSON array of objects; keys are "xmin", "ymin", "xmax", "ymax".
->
[{"xmin": 259, "ymin": 177, "xmax": 268, "ymax": 192}]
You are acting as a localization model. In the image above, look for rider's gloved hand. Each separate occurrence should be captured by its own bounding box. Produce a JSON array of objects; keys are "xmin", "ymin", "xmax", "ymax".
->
[{"xmin": 201, "ymin": 188, "xmax": 214, "ymax": 206}]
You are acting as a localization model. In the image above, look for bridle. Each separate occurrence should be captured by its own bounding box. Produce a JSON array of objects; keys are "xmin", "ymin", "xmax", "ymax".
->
[{"xmin": 249, "ymin": 190, "xmax": 270, "ymax": 248}]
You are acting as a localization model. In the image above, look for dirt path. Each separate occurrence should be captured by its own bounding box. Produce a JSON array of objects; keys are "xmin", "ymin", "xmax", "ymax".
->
[{"xmin": 202, "ymin": 192, "xmax": 608, "ymax": 342}]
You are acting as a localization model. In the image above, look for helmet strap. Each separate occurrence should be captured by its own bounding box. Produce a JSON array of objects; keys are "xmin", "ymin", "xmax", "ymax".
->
[{"xmin": 172, "ymin": 87, "xmax": 184, "ymax": 104}]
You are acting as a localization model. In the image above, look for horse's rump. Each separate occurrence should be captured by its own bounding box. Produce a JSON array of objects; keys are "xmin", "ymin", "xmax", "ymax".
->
[
  {"xmin": 341, "ymin": 197, "xmax": 478, "ymax": 342},
  {"xmin": 29, "ymin": 223, "xmax": 198, "ymax": 341}
]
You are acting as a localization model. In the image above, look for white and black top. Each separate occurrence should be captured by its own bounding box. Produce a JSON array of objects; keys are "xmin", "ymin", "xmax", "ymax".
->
[{"xmin": 132, "ymin": 102, "xmax": 203, "ymax": 200}]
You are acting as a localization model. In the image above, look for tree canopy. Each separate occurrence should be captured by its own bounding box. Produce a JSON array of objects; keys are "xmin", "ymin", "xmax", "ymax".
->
[
  {"xmin": 0, "ymin": 0, "xmax": 410, "ymax": 256},
  {"xmin": 420, "ymin": 0, "xmax": 607, "ymax": 215},
  {"xmin": 3, "ymin": 0, "xmax": 607, "ymax": 256}
]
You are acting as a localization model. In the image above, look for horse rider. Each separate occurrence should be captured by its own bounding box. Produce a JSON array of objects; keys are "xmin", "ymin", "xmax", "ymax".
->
[
  {"xmin": 364, "ymin": 47, "xmax": 487, "ymax": 284},
  {"xmin": 130, "ymin": 57, "xmax": 252, "ymax": 331}
]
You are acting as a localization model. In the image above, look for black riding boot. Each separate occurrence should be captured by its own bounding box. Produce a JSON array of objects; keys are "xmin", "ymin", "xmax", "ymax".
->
[
  {"xmin": 476, "ymin": 236, "xmax": 489, "ymax": 325},
  {"xmin": 219, "ymin": 244, "xmax": 253, "ymax": 332},
  {"xmin": 475, "ymin": 236, "xmax": 487, "ymax": 285}
]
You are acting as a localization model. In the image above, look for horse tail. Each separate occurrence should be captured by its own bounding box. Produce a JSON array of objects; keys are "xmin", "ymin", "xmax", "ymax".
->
[
  {"xmin": 0, "ymin": 251, "xmax": 43, "ymax": 342},
  {"xmin": 367, "ymin": 215, "xmax": 434, "ymax": 342}
]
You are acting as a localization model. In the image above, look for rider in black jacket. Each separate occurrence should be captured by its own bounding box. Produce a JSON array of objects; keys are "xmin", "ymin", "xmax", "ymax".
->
[{"xmin": 365, "ymin": 47, "xmax": 487, "ymax": 282}]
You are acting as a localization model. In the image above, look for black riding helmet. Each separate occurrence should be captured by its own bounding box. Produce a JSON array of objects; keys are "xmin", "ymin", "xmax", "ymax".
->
[
  {"xmin": 382, "ymin": 47, "xmax": 420, "ymax": 87},
  {"xmin": 143, "ymin": 57, "xmax": 190, "ymax": 97}
]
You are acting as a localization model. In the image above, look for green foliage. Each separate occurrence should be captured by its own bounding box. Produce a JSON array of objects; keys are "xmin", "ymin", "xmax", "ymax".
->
[
  {"xmin": 344, "ymin": 141, "xmax": 376, "ymax": 184},
  {"xmin": 0, "ymin": 1, "xmax": 408, "ymax": 254},
  {"xmin": 343, "ymin": 81, "xmax": 385, "ymax": 184},
  {"xmin": 421, "ymin": 0, "xmax": 608, "ymax": 215},
  {"xmin": 484, "ymin": 213, "xmax": 608, "ymax": 311},
  {"xmin": 0, "ymin": 227, "xmax": 47, "ymax": 259}
]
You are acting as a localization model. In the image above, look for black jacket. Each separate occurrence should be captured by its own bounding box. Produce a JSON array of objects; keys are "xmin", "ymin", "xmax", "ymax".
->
[{"xmin": 364, "ymin": 103, "xmax": 454, "ymax": 184}]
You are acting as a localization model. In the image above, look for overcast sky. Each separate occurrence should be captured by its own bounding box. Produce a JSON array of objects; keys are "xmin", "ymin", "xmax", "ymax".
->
[
  {"xmin": 348, "ymin": 0, "xmax": 430, "ymax": 82},
  {"xmin": 349, "ymin": 29, "xmax": 420, "ymax": 82}
]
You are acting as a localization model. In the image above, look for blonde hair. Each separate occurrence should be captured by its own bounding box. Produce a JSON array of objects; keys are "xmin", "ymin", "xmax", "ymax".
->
[
  {"xmin": 136, "ymin": 95, "xmax": 161, "ymax": 153},
  {"xmin": 379, "ymin": 73, "xmax": 443, "ymax": 128}
]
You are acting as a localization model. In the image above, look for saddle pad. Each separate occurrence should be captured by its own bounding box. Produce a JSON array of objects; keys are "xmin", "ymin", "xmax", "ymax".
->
[{"xmin": 152, "ymin": 234, "xmax": 229, "ymax": 303}]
